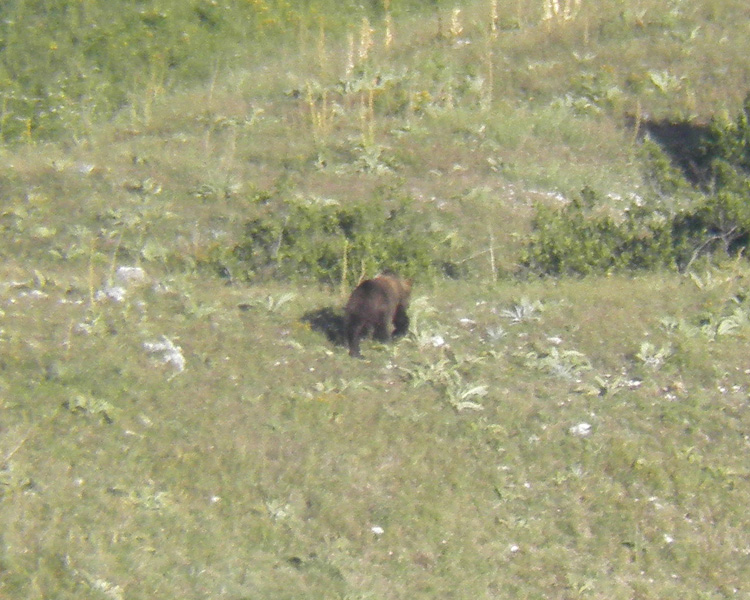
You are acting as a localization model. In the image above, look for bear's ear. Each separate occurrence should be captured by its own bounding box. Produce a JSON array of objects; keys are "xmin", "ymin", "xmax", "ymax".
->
[{"xmin": 403, "ymin": 278, "xmax": 413, "ymax": 294}]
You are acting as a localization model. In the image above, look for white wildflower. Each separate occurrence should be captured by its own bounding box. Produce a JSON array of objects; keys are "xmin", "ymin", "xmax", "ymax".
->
[
  {"xmin": 95, "ymin": 285, "xmax": 127, "ymax": 302},
  {"xmin": 430, "ymin": 335, "xmax": 446, "ymax": 348},
  {"xmin": 144, "ymin": 336, "xmax": 186, "ymax": 373},
  {"xmin": 114, "ymin": 266, "xmax": 147, "ymax": 286}
]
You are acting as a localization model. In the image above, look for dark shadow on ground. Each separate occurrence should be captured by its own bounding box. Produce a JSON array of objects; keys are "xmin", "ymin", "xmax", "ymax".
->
[
  {"xmin": 301, "ymin": 307, "xmax": 347, "ymax": 347},
  {"xmin": 627, "ymin": 116, "xmax": 713, "ymax": 186}
]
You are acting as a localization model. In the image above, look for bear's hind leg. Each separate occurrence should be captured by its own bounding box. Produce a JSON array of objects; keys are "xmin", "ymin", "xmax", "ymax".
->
[
  {"xmin": 393, "ymin": 304, "xmax": 410, "ymax": 338},
  {"xmin": 373, "ymin": 311, "xmax": 392, "ymax": 342},
  {"xmin": 346, "ymin": 318, "xmax": 365, "ymax": 358}
]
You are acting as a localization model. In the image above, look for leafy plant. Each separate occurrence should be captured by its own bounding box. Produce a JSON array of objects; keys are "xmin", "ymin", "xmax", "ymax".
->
[
  {"xmin": 63, "ymin": 394, "xmax": 118, "ymax": 424},
  {"xmin": 523, "ymin": 346, "xmax": 592, "ymax": 381},
  {"xmin": 661, "ymin": 298, "xmax": 750, "ymax": 341},
  {"xmin": 444, "ymin": 376, "xmax": 487, "ymax": 412},
  {"xmin": 400, "ymin": 353, "xmax": 488, "ymax": 412},
  {"xmin": 635, "ymin": 341, "xmax": 672, "ymax": 370},
  {"xmin": 500, "ymin": 297, "xmax": 544, "ymax": 323},
  {"xmin": 238, "ymin": 292, "xmax": 297, "ymax": 314}
]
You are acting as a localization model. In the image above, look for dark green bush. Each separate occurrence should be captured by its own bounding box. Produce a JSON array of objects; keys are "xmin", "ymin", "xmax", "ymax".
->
[
  {"xmin": 640, "ymin": 138, "xmax": 692, "ymax": 198},
  {"xmin": 520, "ymin": 188, "xmax": 676, "ymax": 276},
  {"xmin": 703, "ymin": 94, "xmax": 750, "ymax": 177},
  {"xmin": 522, "ymin": 185, "xmax": 750, "ymax": 277},
  {"xmin": 211, "ymin": 195, "xmax": 463, "ymax": 285}
]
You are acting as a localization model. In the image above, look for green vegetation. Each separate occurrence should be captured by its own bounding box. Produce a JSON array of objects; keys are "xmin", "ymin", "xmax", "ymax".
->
[
  {"xmin": 0, "ymin": 0, "xmax": 443, "ymax": 142},
  {"xmin": 523, "ymin": 95, "xmax": 750, "ymax": 276},
  {"xmin": 2, "ymin": 1, "xmax": 750, "ymax": 598},
  {"xmin": 222, "ymin": 193, "xmax": 463, "ymax": 285}
]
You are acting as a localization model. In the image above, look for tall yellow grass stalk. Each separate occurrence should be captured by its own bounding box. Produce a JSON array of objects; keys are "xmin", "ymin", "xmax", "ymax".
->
[
  {"xmin": 306, "ymin": 82, "xmax": 333, "ymax": 146},
  {"xmin": 345, "ymin": 32, "xmax": 355, "ymax": 78},
  {"xmin": 484, "ymin": 44, "xmax": 494, "ymax": 110},
  {"xmin": 449, "ymin": 8, "xmax": 464, "ymax": 38},
  {"xmin": 489, "ymin": 226, "xmax": 497, "ymax": 280},
  {"xmin": 359, "ymin": 17, "xmax": 374, "ymax": 62},
  {"xmin": 88, "ymin": 236, "xmax": 97, "ymax": 307},
  {"xmin": 317, "ymin": 18, "xmax": 328, "ymax": 73},
  {"xmin": 360, "ymin": 85, "xmax": 376, "ymax": 148},
  {"xmin": 384, "ymin": 0, "xmax": 393, "ymax": 49},
  {"xmin": 542, "ymin": 0, "xmax": 582, "ymax": 22}
]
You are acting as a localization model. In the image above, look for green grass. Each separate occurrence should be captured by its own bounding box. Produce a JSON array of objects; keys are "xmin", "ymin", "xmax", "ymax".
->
[
  {"xmin": 2, "ymin": 1, "xmax": 750, "ymax": 598},
  {"xmin": 3, "ymin": 269, "xmax": 749, "ymax": 598}
]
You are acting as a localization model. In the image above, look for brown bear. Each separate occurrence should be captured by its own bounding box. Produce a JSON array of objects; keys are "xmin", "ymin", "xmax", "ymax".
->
[{"xmin": 344, "ymin": 272, "xmax": 412, "ymax": 358}]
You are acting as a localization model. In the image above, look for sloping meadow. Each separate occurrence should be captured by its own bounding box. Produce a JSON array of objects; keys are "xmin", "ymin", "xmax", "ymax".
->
[{"xmin": 2, "ymin": 1, "xmax": 750, "ymax": 598}]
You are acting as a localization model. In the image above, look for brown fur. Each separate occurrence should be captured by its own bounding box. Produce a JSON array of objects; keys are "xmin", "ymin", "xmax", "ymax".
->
[{"xmin": 344, "ymin": 273, "xmax": 412, "ymax": 358}]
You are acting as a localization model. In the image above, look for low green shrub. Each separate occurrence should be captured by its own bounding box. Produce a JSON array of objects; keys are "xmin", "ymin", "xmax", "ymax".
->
[
  {"xmin": 640, "ymin": 138, "xmax": 692, "ymax": 198},
  {"xmin": 521, "ymin": 185, "xmax": 750, "ymax": 277},
  {"xmin": 703, "ymin": 93, "xmax": 750, "ymax": 178},
  {"xmin": 520, "ymin": 187, "xmax": 676, "ymax": 276},
  {"xmin": 209, "ymin": 194, "xmax": 463, "ymax": 285}
]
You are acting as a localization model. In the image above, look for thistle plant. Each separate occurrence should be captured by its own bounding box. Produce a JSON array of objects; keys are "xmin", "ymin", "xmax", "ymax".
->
[
  {"xmin": 636, "ymin": 341, "xmax": 672, "ymax": 370},
  {"xmin": 360, "ymin": 85, "xmax": 376, "ymax": 150},
  {"xmin": 444, "ymin": 373, "xmax": 487, "ymax": 412},
  {"xmin": 500, "ymin": 297, "xmax": 544, "ymax": 323},
  {"xmin": 524, "ymin": 346, "xmax": 592, "ymax": 381},
  {"xmin": 238, "ymin": 292, "xmax": 296, "ymax": 314},
  {"xmin": 345, "ymin": 32, "xmax": 356, "ymax": 78},
  {"xmin": 661, "ymin": 306, "xmax": 750, "ymax": 341},
  {"xmin": 358, "ymin": 17, "xmax": 374, "ymax": 63},
  {"xmin": 306, "ymin": 81, "xmax": 335, "ymax": 148},
  {"xmin": 400, "ymin": 350, "xmax": 489, "ymax": 412}
]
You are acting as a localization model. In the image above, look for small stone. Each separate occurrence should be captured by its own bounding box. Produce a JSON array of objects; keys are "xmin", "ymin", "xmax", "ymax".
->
[{"xmin": 569, "ymin": 422, "xmax": 592, "ymax": 437}]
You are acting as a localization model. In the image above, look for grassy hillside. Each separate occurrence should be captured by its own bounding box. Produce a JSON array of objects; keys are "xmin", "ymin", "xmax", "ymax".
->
[{"xmin": 2, "ymin": 1, "xmax": 750, "ymax": 598}]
